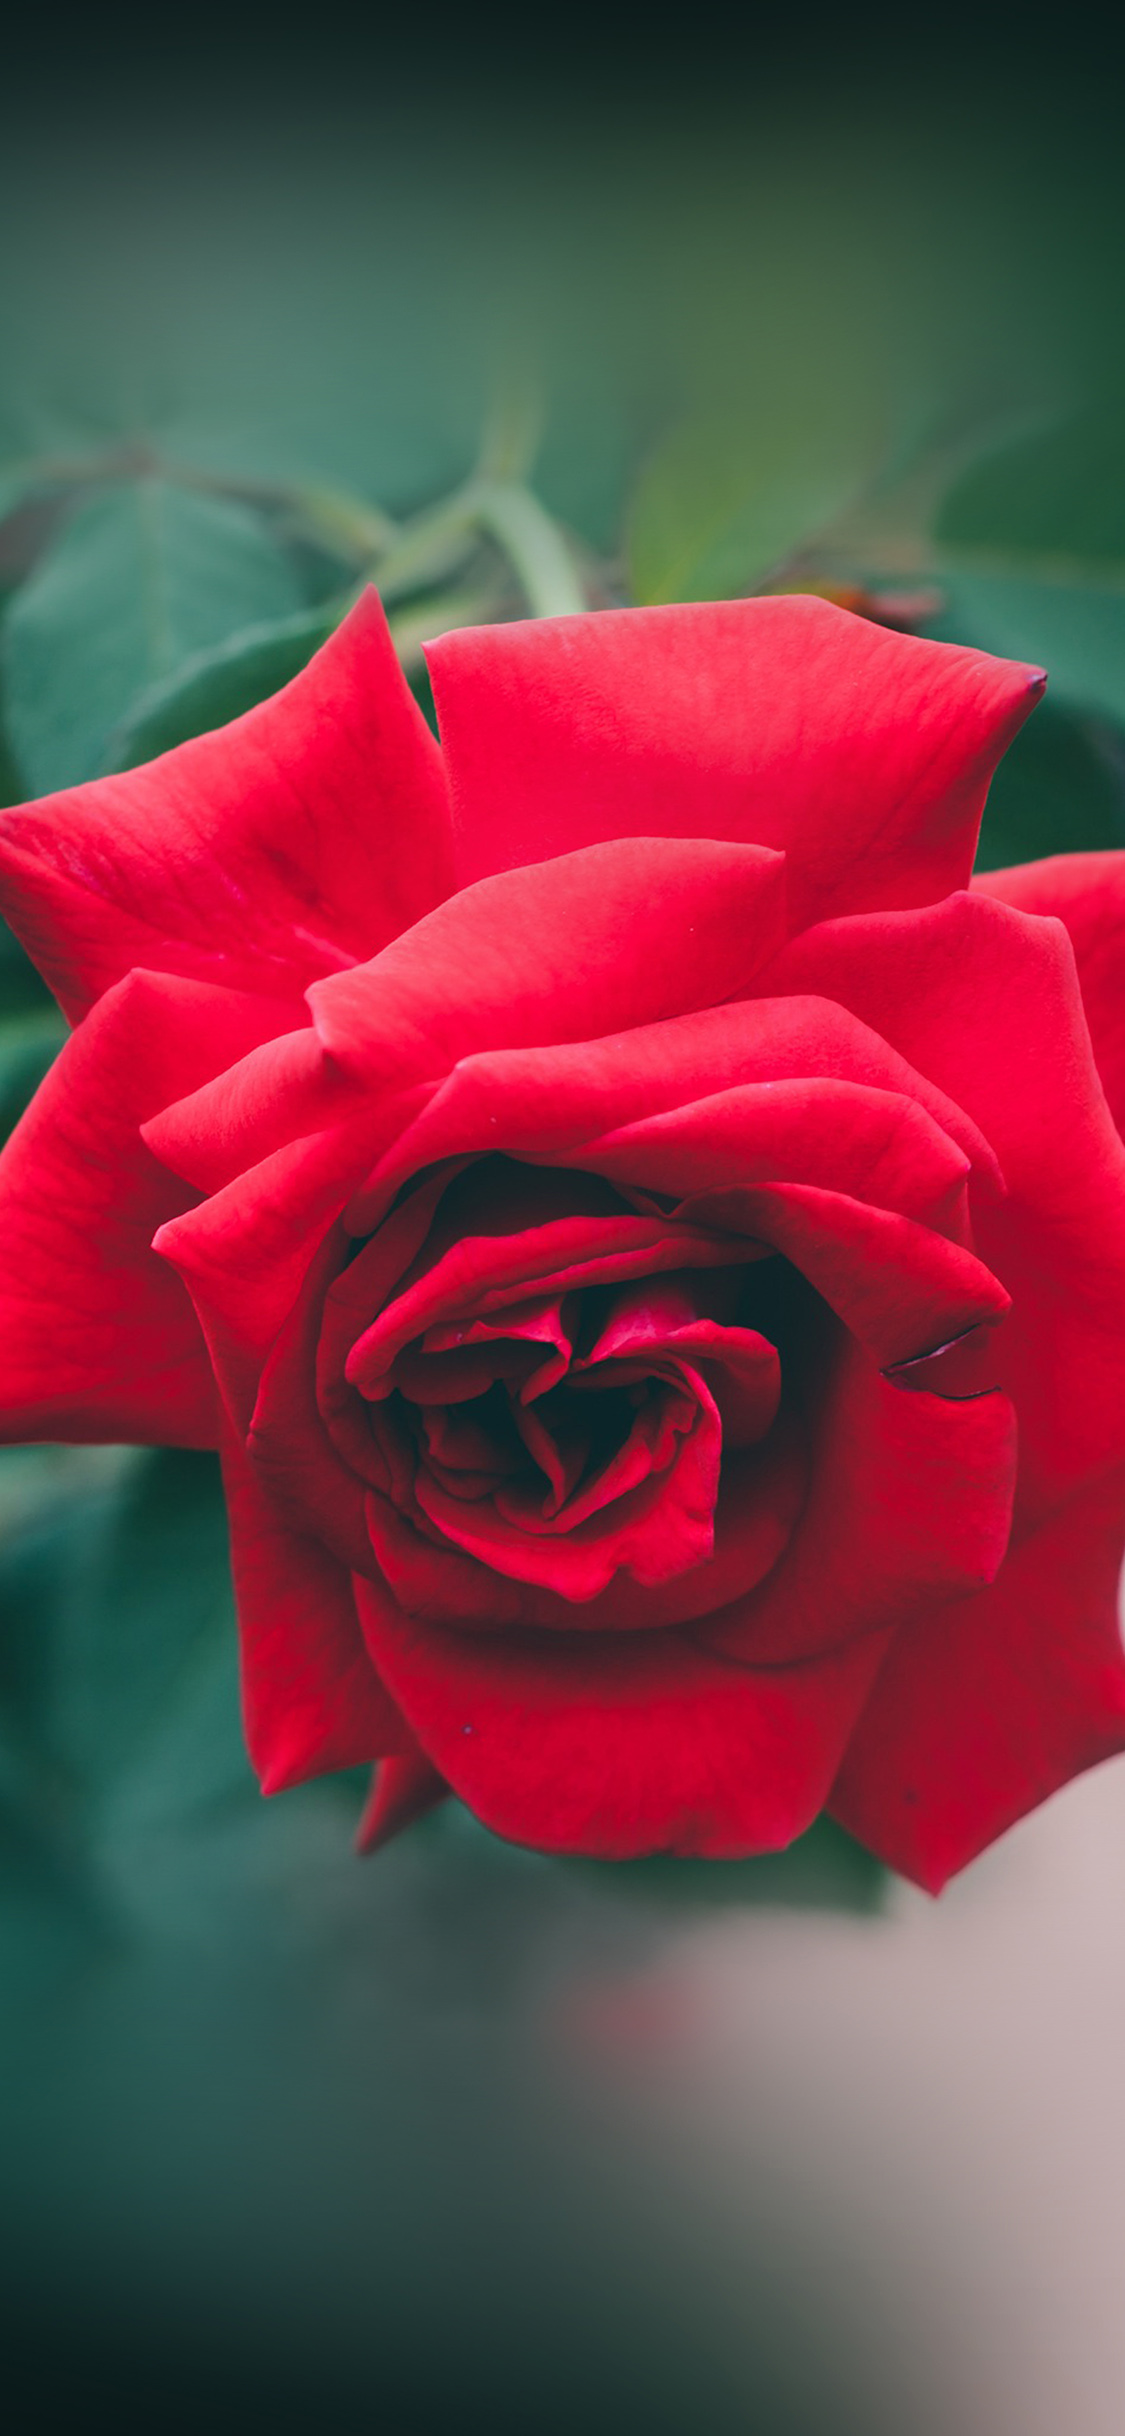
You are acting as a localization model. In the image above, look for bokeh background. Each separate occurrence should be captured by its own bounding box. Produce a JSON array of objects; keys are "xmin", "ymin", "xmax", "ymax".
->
[{"xmin": 4, "ymin": 18, "xmax": 1125, "ymax": 2430}]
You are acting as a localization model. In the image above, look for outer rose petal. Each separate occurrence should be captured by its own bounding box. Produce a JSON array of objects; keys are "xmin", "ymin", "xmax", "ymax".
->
[
  {"xmin": 223, "ymin": 1433, "xmax": 413, "ymax": 1793},
  {"xmin": 829, "ymin": 1460, "xmax": 1125, "ymax": 1890},
  {"xmin": 764, "ymin": 892, "xmax": 1125, "ymax": 1262},
  {"xmin": 689, "ymin": 1186, "xmax": 1007, "ymax": 1370},
  {"xmin": 764, "ymin": 891, "xmax": 1125, "ymax": 1518},
  {"xmin": 353, "ymin": 1572, "xmax": 892, "ymax": 1859},
  {"xmin": 426, "ymin": 596, "xmax": 1043, "ymax": 927},
  {"xmin": 0, "ymin": 591, "xmax": 453, "ymax": 1023},
  {"xmin": 366, "ymin": 1070, "xmax": 980, "ymax": 1244},
  {"xmin": 975, "ymin": 852, "xmax": 1125, "ymax": 1137},
  {"xmin": 146, "ymin": 839, "xmax": 790, "ymax": 1218},
  {"xmin": 701, "ymin": 1333, "xmax": 1017, "ymax": 1665},
  {"xmin": 152, "ymin": 988, "xmax": 1002, "ymax": 1217},
  {"xmin": 0, "ymin": 971, "xmax": 298, "ymax": 1444},
  {"xmin": 356, "ymin": 1752, "xmax": 450, "ymax": 1853},
  {"xmin": 308, "ymin": 836, "xmax": 787, "ymax": 1082},
  {"xmin": 155, "ymin": 1117, "xmax": 381, "ymax": 1431}
]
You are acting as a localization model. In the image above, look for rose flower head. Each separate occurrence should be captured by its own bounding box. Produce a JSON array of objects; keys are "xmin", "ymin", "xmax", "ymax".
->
[{"xmin": 2, "ymin": 589, "xmax": 1125, "ymax": 1888}]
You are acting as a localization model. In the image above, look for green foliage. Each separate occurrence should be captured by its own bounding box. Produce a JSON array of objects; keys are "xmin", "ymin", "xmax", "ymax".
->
[
  {"xmin": 0, "ymin": 1449, "xmax": 243, "ymax": 1882},
  {"xmin": 976, "ymin": 693, "xmax": 1125, "ymax": 869},
  {"xmin": 0, "ymin": 914, "xmax": 64, "ymax": 1137},
  {"xmin": 942, "ymin": 571, "xmax": 1125, "ymax": 726},
  {"xmin": 2, "ymin": 478, "xmax": 302, "ymax": 792},
  {"xmin": 0, "ymin": 714, "xmax": 27, "ymax": 808},
  {"xmin": 0, "ymin": 909, "xmax": 52, "ymax": 1018},
  {"xmin": 106, "ymin": 601, "xmax": 344, "ymax": 769},
  {"xmin": 933, "ymin": 411, "xmax": 1125, "ymax": 727},
  {"xmin": 627, "ymin": 393, "xmax": 879, "ymax": 605},
  {"xmin": 936, "ymin": 409, "xmax": 1125, "ymax": 565}
]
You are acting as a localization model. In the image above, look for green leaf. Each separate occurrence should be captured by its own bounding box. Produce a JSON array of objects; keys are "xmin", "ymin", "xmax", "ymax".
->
[
  {"xmin": 0, "ymin": 904, "xmax": 55, "ymax": 1015},
  {"xmin": 0, "ymin": 1447, "xmax": 246, "ymax": 1893},
  {"xmin": 28, "ymin": 1449, "xmax": 240, "ymax": 1806},
  {"xmin": 975, "ymin": 692, "xmax": 1125, "ymax": 870},
  {"xmin": 109, "ymin": 586, "xmax": 519, "ymax": 769},
  {"xmin": 627, "ymin": 396, "xmax": 879, "ymax": 606},
  {"xmin": 932, "ymin": 412, "xmax": 1125, "ymax": 728},
  {"xmin": 940, "ymin": 569, "xmax": 1125, "ymax": 727},
  {"xmin": 936, "ymin": 408, "xmax": 1125, "ymax": 566},
  {"xmin": 106, "ymin": 600, "xmax": 342, "ymax": 769},
  {"xmin": 1, "ymin": 478, "xmax": 302, "ymax": 793},
  {"xmin": 0, "ymin": 716, "xmax": 27, "ymax": 809}
]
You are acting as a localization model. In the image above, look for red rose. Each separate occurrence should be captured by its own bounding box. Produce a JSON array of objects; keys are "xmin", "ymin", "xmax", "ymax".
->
[{"xmin": 2, "ymin": 588, "xmax": 1125, "ymax": 1889}]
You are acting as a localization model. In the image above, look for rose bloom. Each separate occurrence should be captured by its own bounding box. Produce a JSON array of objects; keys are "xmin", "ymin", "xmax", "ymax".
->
[{"xmin": 2, "ymin": 590, "xmax": 1125, "ymax": 1889}]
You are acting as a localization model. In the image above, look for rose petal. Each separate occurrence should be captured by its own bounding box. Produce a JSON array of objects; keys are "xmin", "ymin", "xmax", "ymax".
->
[
  {"xmin": 766, "ymin": 890, "xmax": 1125, "ymax": 1513},
  {"xmin": 161, "ymin": 990, "xmax": 1003, "ymax": 1220},
  {"xmin": 562, "ymin": 1076, "xmax": 977, "ymax": 1232},
  {"xmin": 244, "ymin": 1226, "xmax": 377, "ymax": 1575},
  {"xmin": 766, "ymin": 889, "xmax": 1122, "ymax": 1238},
  {"xmin": 975, "ymin": 851, "xmax": 1125, "ymax": 1137},
  {"xmin": 344, "ymin": 1212, "xmax": 758, "ymax": 1397},
  {"xmin": 309, "ymin": 834, "xmax": 788, "ymax": 1083},
  {"xmin": 403, "ymin": 1291, "xmax": 576, "ymax": 1405},
  {"xmin": 426, "ymin": 595, "xmax": 1042, "ymax": 926},
  {"xmin": 143, "ymin": 1023, "xmax": 370, "ymax": 1197},
  {"xmin": 155, "ymin": 1115, "xmax": 381, "ymax": 1430},
  {"xmin": 414, "ymin": 1376, "xmax": 719, "ymax": 1599},
  {"xmin": 0, "ymin": 971, "xmax": 296, "ymax": 1445},
  {"xmin": 353, "ymin": 1571, "xmax": 893, "ymax": 1858},
  {"xmin": 829, "ymin": 1459, "xmax": 1125, "ymax": 1890},
  {"xmin": 223, "ymin": 1431, "xmax": 413, "ymax": 1793},
  {"xmin": 355, "ymin": 1751, "xmax": 450, "ymax": 1853},
  {"xmin": 350, "ymin": 1021, "xmax": 1002, "ymax": 1237},
  {"xmin": 0, "ymin": 590, "xmax": 452, "ymax": 1022},
  {"xmin": 883, "ymin": 1319, "xmax": 1001, "ymax": 1399},
  {"xmin": 362, "ymin": 1418, "xmax": 804, "ymax": 1635},
  {"xmin": 674, "ymin": 1183, "xmax": 1009, "ymax": 1371},
  {"xmin": 500, "ymin": 1375, "xmax": 697, "ymax": 1531},
  {"xmin": 579, "ymin": 1273, "xmax": 781, "ymax": 1447},
  {"xmin": 699, "ymin": 1327, "xmax": 1017, "ymax": 1664}
]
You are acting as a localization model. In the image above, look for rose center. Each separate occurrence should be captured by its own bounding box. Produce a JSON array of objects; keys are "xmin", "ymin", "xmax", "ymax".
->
[
  {"xmin": 315, "ymin": 1158, "xmax": 813, "ymax": 1608},
  {"xmin": 404, "ymin": 1315, "xmax": 709, "ymax": 1534}
]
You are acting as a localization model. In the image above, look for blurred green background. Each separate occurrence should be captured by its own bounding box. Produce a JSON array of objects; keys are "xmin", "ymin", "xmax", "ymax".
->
[{"xmin": 3, "ymin": 26, "xmax": 1125, "ymax": 2431}]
